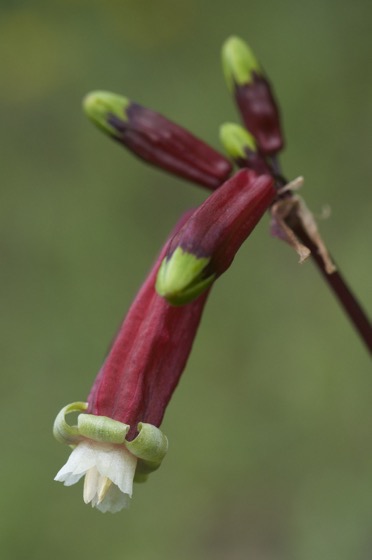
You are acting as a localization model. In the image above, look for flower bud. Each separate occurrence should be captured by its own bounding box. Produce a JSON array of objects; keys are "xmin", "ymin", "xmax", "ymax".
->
[
  {"xmin": 222, "ymin": 36, "xmax": 284, "ymax": 155},
  {"xmin": 84, "ymin": 91, "xmax": 232, "ymax": 189},
  {"xmin": 156, "ymin": 169, "xmax": 276, "ymax": 305},
  {"xmin": 219, "ymin": 122, "xmax": 270, "ymax": 175}
]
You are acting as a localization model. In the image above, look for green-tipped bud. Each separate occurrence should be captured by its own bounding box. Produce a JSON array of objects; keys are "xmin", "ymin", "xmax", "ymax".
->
[
  {"xmin": 83, "ymin": 90, "xmax": 232, "ymax": 189},
  {"xmin": 221, "ymin": 36, "xmax": 284, "ymax": 155},
  {"xmin": 220, "ymin": 122, "xmax": 257, "ymax": 160},
  {"xmin": 219, "ymin": 122, "xmax": 270, "ymax": 175},
  {"xmin": 83, "ymin": 90, "xmax": 130, "ymax": 137},
  {"xmin": 156, "ymin": 247, "xmax": 216, "ymax": 306},
  {"xmin": 222, "ymin": 36, "xmax": 261, "ymax": 91}
]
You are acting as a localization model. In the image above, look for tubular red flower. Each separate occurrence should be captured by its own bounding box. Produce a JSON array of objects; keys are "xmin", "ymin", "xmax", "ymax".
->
[{"xmin": 54, "ymin": 215, "xmax": 208, "ymax": 511}]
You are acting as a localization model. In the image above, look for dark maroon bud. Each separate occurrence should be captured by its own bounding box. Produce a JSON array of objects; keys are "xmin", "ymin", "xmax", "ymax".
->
[
  {"xmin": 222, "ymin": 36, "xmax": 284, "ymax": 155},
  {"xmin": 219, "ymin": 122, "xmax": 272, "ymax": 175},
  {"xmin": 84, "ymin": 91, "xmax": 232, "ymax": 189}
]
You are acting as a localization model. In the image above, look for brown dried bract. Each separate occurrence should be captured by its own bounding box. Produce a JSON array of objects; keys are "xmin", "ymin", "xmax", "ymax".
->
[{"xmin": 270, "ymin": 178, "xmax": 336, "ymax": 274}]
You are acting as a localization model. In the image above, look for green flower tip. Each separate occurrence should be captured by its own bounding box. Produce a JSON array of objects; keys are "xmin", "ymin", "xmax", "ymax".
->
[
  {"xmin": 83, "ymin": 90, "xmax": 130, "ymax": 136},
  {"xmin": 219, "ymin": 122, "xmax": 257, "ymax": 160},
  {"xmin": 222, "ymin": 35, "xmax": 261, "ymax": 91},
  {"xmin": 156, "ymin": 247, "xmax": 215, "ymax": 306}
]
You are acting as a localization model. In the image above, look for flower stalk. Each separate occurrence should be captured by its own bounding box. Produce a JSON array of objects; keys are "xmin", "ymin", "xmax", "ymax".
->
[{"xmin": 279, "ymin": 179, "xmax": 372, "ymax": 353}]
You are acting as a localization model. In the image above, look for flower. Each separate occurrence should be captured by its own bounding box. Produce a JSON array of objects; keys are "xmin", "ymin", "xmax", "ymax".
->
[
  {"xmin": 55, "ymin": 439, "xmax": 137, "ymax": 513},
  {"xmin": 83, "ymin": 91, "xmax": 232, "ymax": 188},
  {"xmin": 54, "ymin": 214, "xmax": 210, "ymax": 512}
]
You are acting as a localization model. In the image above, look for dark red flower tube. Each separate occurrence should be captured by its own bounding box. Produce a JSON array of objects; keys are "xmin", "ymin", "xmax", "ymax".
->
[
  {"xmin": 83, "ymin": 91, "xmax": 232, "ymax": 189},
  {"xmin": 87, "ymin": 214, "xmax": 209, "ymax": 433}
]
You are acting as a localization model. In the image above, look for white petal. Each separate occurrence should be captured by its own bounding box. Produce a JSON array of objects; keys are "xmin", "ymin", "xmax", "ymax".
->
[
  {"xmin": 69, "ymin": 441, "xmax": 99, "ymax": 474},
  {"xmin": 54, "ymin": 440, "xmax": 137, "ymax": 513},
  {"xmin": 95, "ymin": 483, "xmax": 131, "ymax": 513},
  {"xmin": 95, "ymin": 443, "xmax": 137, "ymax": 496},
  {"xmin": 54, "ymin": 441, "xmax": 96, "ymax": 482},
  {"xmin": 57, "ymin": 472, "xmax": 85, "ymax": 487}
]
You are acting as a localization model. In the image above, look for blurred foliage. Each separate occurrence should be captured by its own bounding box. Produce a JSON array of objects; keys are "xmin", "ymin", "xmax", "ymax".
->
[{"xmin": 0, "ymin": 1, "xmax": 371, "ymax": 559}]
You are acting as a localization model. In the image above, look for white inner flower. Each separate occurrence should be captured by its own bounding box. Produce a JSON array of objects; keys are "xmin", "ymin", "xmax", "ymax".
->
[{"xmin": 54, "ymin": 440, "xmax": 137, "ymax": 513}]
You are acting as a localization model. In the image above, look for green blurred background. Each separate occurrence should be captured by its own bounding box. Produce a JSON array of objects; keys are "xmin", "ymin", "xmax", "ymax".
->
[{"xmin": 1, "ymin": 1, "xmax": 371, "ymax": 559}]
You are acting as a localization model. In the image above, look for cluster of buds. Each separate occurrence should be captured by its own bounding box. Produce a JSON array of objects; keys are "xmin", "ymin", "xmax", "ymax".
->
[{"xmin": 53, "ymin": 36, "xmax": 309, "ymax": 513}]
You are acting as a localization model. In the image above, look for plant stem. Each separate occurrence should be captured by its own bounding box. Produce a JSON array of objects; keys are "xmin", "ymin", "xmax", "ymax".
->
[
  {"xmin": 287, "ymin": 213, "xmax": 372, "ymax": 354},
  {"xmin": 268, "ymin": 156, "xmax": 372, "ymax": 353}
]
